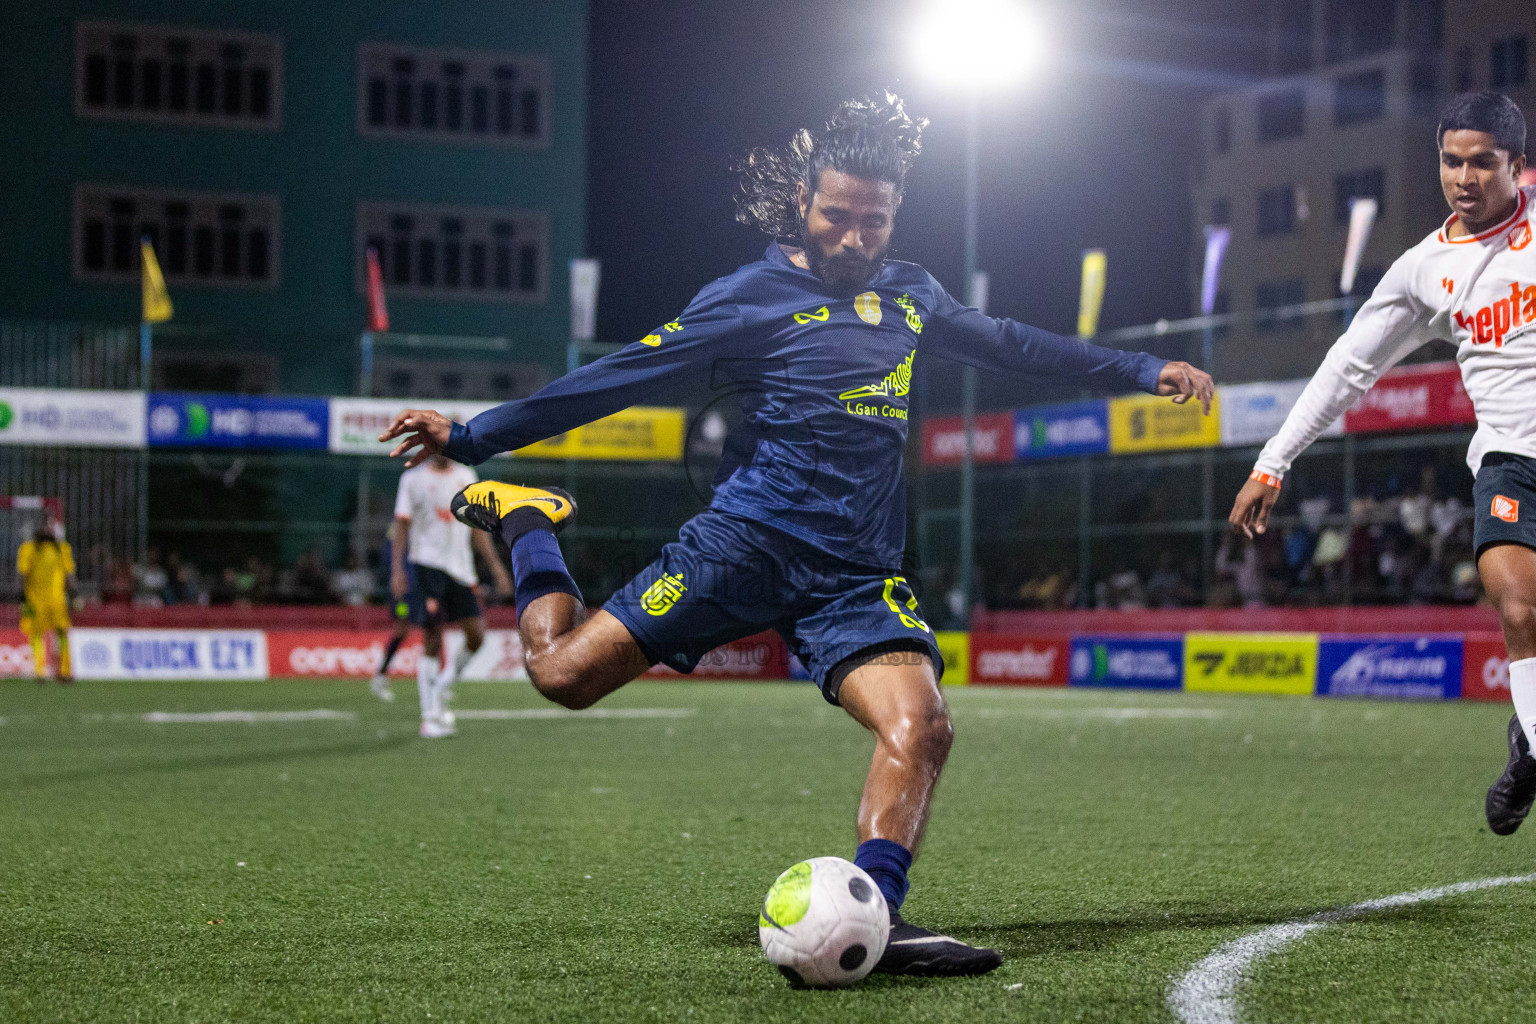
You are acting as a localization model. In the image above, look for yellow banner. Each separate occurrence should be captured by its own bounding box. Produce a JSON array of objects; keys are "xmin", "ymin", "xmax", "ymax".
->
[
  {"xmin": 1077, "ymin": 249, "xmax": 1107, "ymax": 338},
  {"xmin": 1184, "ymin": 632, "xmax": 1318, "ymax": 696},
  {"xmin": 1108, "ymin": 392, "xmax": 1221, "ymax": 453},
  {"xmin": 933, "ymin": 631, "xmax": 969, "ymax": 686},
  {"xmin": 141, "ymin": 240, "xmax": 173, "ymax": 324},
  {"xmin": 512, "ymin": 406, "xmax": 685, "ymax": 462}
]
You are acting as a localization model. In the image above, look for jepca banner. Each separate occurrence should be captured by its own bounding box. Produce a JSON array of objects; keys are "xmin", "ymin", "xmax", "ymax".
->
[
  {"xmin": 1184, "ymin": 631, "xmax": 1318, "ymax": 696},
  {"xmin": 71, "ymin": 628, "xmax": 268, "ymax": 680},
  {"xmin": 921, "ymin": 413, "xmax": 1014, "ymax": 466},
  {"xmin": 0, "ymin": 388, "xmax": 146, "ymax": 448},
  {"xmin": 1220, "ymin": 379, "xmax": 1344, "ymax": 448},
  {"xmin": 1343, "ymin": 362, "xmax": 1476, "ymax": 434},
  {"xmin": 328, "ymin": 398, "xmax": 497, "ymax": 456},
  {"xmin": 1316, "ymin": 636, "xmax": 1462, "ymax": 700},
  {"xmin": 148, "ymin": 393, "xmax": 329, "ymax": 450},
  {"xmin": 1014, "ymin": 401, "xmax": 1110, "ymax": 460},
  {"xmin": 1069, "ymin": 635, "xmax": 1184, "ymax": 689}
]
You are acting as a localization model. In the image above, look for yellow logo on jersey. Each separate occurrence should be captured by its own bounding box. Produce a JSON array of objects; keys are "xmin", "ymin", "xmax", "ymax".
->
[
  {"xmin": 640, "ymin": 572, "xmax": 687, "ymax": 616},
  {"xmin": 793, "ymin": 305, "xmax": 831, "ymax": 325},
  {"xmin": 640, "ymin": 334, "xmax": 662, "ymax": 347},
  {"xmin": 855, "ymin": 291, "xmax": 882, "ymax": 325},
  {"xmin": 839, "ymin": 349, "xmax": 915, "ymax": 420},
  {"xmin": 893, "ymin": 293, "xmax": 923, "ymax": 334}
]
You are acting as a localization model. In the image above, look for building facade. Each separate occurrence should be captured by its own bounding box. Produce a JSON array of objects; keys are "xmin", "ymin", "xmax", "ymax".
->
[
  {"xmin": 0, "ymin": 1, "xmax": 587, "ymax": 396},
  {"xmin": 1191, "ymin": 0, "xmax": 1534, "ymax": 383}
]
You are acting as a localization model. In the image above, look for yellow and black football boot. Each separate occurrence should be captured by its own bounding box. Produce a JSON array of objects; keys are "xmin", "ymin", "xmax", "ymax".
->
[{"xmin": 450, "ymin": 482, "xmax": 577, "ymax": 541}]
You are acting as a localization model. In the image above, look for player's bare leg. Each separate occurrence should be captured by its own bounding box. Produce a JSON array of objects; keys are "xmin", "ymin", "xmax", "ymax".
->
[
  {"xmin": 517, "ymin": 599, "xmax": 650, "ymax": 709},
  {"xmin": 837, "ymin": 650, "xmax": 999, "ymax": 976},
  {"xmin": 1478, "ymin": 541, "xmax": 1536, "ymax": 833}
]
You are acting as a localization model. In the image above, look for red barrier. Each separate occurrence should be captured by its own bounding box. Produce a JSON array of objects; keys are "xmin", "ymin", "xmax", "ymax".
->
[
  {"xmin": 974, "ymin": 606, "xmax": 1501, "ymax": 635},
  {"xmin": 969, "ymin": 633, "xmax": 1070, "ymax": 686},
  {"xmin": 1463, "ymin": 632, "xmax": 1511, "ymax": 701}
]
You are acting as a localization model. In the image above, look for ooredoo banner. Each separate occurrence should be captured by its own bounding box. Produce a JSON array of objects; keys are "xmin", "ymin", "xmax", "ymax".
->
[
  {"xmin": 970, "ymin": 633, "xmax": 1069, "ymax": 686},
  {"xmin": 1316, "ymin": 636, "xmax": 1462, "ymax": 700},
  {"xmin": 1462, "ymin": 633, "xmax": 1510, "ymax": 702},
  {"xmin": 266, "ymin": 629, "xmax": 528, "ymax": 681},
  {"xmin": 71, "ymin": 628, "xmax": 268, "ymax": 680},
  {"xmin": 922, "ymin": 413, "xmax": 1015, "ymax": 466}
]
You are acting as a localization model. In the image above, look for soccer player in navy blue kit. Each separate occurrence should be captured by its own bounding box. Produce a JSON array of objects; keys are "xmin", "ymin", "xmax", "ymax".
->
[{"xmin": 382, "ymin": 95, "xmax": 1212, "ymax": 976}]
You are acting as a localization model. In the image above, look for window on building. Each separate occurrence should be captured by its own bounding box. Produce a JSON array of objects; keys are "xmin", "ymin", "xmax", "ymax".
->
[
  {"xmin": 1324, "ymin": 0, "xmax": 1396, "ymax": 63},
  {"xmin": 358, "ymin": 202, "xmax": 548, "ymax": 303},
  {"xmin": 1210, "ymin": 198, "xmax": 1231, "ymax": 226},
  {"xmin": 1271, "ymin": 0, "xmax": 1314, "ymax": 75},
  {"xmin": 1256, "ymin": 89, "xmax": 1306, "ymax": 143},
  {"xmin": 1256, "ymin": 186, "xmax": 1298, "ymax": 237},
  {"xmin": 1492, "ymin": 36, "xmax": 1530, "ymax": 89},
  {"xmin": 1455, "ymin": 46, "xmax": 1476, "ymax": 91},
  {"xmin": 75, "ymin": 185, "xmax": 279, "ymax": 286},
  {"xmin": 1256, "ymin": 278, "xmax": 1307, "ymax": 330},
  {"xmin": 357, "ymin": 43, "xmax": 550, "ymax": 147},
  {"xmin": 1333, "ymin": 167, "xmax": 1385, "ymax": 224},
  {"xmin": 1213, "ymin": 105, "xmax": 1232, "ymax": 155},
  {"xmin": 1334, "ymin": 68, "xmax": 1385, "ymax": 126},
  {"xmin": 75, "ymin": 21, "xmax": 280, "ymax": 128}
]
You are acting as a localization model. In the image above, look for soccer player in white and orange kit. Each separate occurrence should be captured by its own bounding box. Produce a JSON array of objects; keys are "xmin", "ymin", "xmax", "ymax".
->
[{"xmin": 1229, "ymin": 92, "xmax": 1536, "ymax": 834}]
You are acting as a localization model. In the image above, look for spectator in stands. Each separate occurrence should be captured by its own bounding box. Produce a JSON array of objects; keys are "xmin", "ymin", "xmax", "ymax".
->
[
  {"xmin": 1215, "ymin": 536, "xmax": 1266, "ymax": 608},
  {"xmin": 332, "ymin": 551, "xmax": 375, "ymax": 606},
  {"xmin": 132, "ymin": 550, "xmax": 169, "ymax": 607},
  {"xmin": 288, "ymin": 548, "xmax": 332, "ymax": 604}
]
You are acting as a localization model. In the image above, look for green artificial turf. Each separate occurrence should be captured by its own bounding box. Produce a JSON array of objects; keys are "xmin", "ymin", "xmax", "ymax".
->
[{"xmin": 2, "ymin": 679, "xmax": 1534, "ymax": 1023}]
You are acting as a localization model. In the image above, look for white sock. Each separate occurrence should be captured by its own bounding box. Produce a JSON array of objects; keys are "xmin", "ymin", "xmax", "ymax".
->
[
  {"xmin": 418, "ymin": 655, "xmax": 439, "ymax": 720},
  {"xmin": 1510, "ymin": 657, "xmax": 1536, "ymax": 753},
  {"xmin": 435, "ymin": 645, "xmax": 473, "ymax": 690}
]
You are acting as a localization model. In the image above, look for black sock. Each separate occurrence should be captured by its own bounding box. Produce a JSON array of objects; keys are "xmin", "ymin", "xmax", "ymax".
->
[{"xmin": 378, "ymin": 634, "xmax": 404, "ymax": 675}]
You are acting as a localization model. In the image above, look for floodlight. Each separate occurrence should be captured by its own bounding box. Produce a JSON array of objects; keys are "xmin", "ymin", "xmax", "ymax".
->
[{"xmin": 911, "ymin": 0, "xmax": 1049, "ymax": 90}]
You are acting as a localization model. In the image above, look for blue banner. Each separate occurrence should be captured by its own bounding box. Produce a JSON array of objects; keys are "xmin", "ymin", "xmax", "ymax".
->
[
  {"xmin": 1069, "ymin": 635, "xmax": 1184, "ymax": 689},
  {"xmin": 147, "ymin": 393, "xmax": 329, "ymax": 450},
  {"xmin": 1014, "ymin": 400, "xmax": 1110, "ymax": 460},
  {"xmin": 1316, "ymin": 636, "xmax": 1462, "ymax": 700}
]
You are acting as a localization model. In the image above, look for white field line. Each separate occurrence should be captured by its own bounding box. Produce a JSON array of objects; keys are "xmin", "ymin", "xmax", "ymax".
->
[
  {"xmin": 454, "ymin": 708, "xmax": 695, "ymax": 720},
  {"xmin": 1168, "ymin": 872, "xmax": 1536, "ymax": 1024},
  {"xmin": 972, "ymin": 707, "xmax": 1223, "ymax": 720},
  {"xmin": 142, "ymin": 710, "xmax": 357, "ymax": 724}
]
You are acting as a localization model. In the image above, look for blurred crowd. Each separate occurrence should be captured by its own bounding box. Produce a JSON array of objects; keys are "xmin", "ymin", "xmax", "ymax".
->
[{"xmin": 99, "ymin": 548, "xmax": 386, "ymax": 607}]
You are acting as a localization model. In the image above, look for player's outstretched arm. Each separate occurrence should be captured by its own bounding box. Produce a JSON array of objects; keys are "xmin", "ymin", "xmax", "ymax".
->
[
  {"xmin": 380, "ymin": 410, "xmax": 452, "ymax": 468},
  {"xmin": 1229, "ymin": 475, "xmax": 1282, "ymax": 538},
  {"xmin": 1155, "ymin": 361, "xmax": 1214, "ymax": 414}
]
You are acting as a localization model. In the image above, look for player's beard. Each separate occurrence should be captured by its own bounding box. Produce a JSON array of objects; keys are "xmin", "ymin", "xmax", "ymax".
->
[{"xmin": 799, "ymin": 218, "xmax": 886, "ymax": 294}]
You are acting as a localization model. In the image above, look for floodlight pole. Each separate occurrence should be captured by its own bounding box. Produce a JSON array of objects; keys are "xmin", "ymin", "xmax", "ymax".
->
[{"xmin": 957, "ymin": 88, "xmax": 980, "ymax": 627}]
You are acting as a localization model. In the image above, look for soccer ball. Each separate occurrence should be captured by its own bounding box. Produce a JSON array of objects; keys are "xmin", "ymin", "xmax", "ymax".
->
[{"xmin": 758, "ymin": 856, "xmax": 890, "ymax": 988}]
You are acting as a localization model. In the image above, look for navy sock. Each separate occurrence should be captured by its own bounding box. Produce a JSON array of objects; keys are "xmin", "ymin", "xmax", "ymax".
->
[
  {"xmin": 509, "ymin": 528, "xmax": 582, "ymax": 615},
  {"xmin": 377, "ymin": 633, "xmax": 404, "ymax": 675},
  {"xmin": 854, "ymin": 838, "xmax": 912, "ymax": 915}
]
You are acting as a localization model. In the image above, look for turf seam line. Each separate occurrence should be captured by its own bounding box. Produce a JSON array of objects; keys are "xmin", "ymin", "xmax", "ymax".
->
[
  {"xmin": 141, "ymin": 710, "xmax": 357, "ymax": 723},
  {"xmin": 1167, "ymin": 871, "xmax": 1536, "ymax": 1024}
]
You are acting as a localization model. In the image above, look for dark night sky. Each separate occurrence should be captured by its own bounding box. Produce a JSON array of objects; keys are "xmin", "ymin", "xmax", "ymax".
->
[{"xmin": 587, "ymin": 0, "xmax": 1269, "ymax": 403}]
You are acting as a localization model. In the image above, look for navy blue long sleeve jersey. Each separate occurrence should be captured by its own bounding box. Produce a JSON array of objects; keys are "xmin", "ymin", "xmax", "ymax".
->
[{"xmin": 445, "ymin": 242, "xmax": 1166, "ymax": 569}]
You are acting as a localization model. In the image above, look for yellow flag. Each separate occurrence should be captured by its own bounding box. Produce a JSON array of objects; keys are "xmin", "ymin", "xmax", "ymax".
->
[
  {"xmin": 1077, "ymin": 249, "xmax": 1107, "ymax": 338},
  {"xmin": 141, "ymin": 240, "xmax": 173, "ymax": 324}
]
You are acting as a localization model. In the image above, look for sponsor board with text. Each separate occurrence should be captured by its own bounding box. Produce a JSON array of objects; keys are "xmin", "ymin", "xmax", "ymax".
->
[
  {"xmin": 1219, "ymin": 379, "xmax": 1343, "ymax": 448},
  {"xmin": 970, "ymin": 633, "xmax": 1069, "ymax": 686},
  {"xmin": 1316, "ymin": 636, "xmax": 1461, "ymax": 700},
  {"xmin": 0, "ymin": 388, "xmax": 146, "ymax": 448},
  {"xmin": 513, "ymin": 406, "xmax": 686, "ymax": 462},
  {"xmin": 1343, "ymin": 362, "xmax": 1475, "ymax": 434},
  {"xmin": 265, "ymin": 629, "xmax": 527, "ymax": 680},
  {"xmin": 921, "ymin": 413, "xmax": 1014, "ymax": 466},
  {"xmin": 328, "ymin": 398, "xmax": 496, "ymax": 455},
  {"xmin": 933, "ymin": 630, "xmax": 969, "ymax": 686},
  {"xmin": 1108, "ymin": 392, "xmax": 1221, "ymax": 453},
  {"xmin": 1462, "ymin": 633, "xmax": 1510, "ymax": 701},
  {"xmin": 0, "ymin": 630, "xmax": 37, "ymax": 676},
  {"xmin": 1069, "ymin": 635, "xmax": 1184, "ymax": 689},
  {"xmin": 1184, "ymin": 632, "xmax": 1317, "ymax": 695},
  {"xmin": 148, "ymin": 393, "xmax": 329, "ymax": 450},
  {"xmin": 71, "ymin": 628, "xmax": 268, "ymax": 680},
  {"xmin": 1013, "ymin": 401, "xmax": 1109, "ymax": 460}
]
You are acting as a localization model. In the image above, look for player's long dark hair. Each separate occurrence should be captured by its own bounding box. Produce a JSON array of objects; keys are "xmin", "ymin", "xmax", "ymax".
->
[{"xmin": 734, "ymin": 92, "xmax": 928, "ymax": 239}]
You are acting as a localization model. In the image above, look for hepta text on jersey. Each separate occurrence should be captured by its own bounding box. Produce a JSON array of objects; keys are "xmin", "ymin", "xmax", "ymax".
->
[{"xmin": 1455, "ymin": 281, "xmax": 1536, "ymax": 347}]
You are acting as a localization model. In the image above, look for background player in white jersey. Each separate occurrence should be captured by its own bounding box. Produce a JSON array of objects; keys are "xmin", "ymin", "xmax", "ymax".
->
[
  {"xmin": 393, "ymin": 454, "xmax": 512, "ymax": 737},
  {"xmin": 1229, "ymin": 92, "xmax": 1536, "ymax": 834}
]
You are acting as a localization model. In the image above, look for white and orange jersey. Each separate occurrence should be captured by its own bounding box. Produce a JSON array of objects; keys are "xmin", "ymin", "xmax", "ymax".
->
[
  {"xmin": 1256, "ymin": 185, "xmax": 1536, "ymax": 480},
  {"xmin": 393, "ymin": 461, "xmax": 480, "ymax": 586}
]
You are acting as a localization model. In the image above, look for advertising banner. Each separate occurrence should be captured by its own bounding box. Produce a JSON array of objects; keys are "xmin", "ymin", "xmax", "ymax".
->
[
  {"xmin": 514, "ymin": 407, "xmax": 686, "ymax": 463},
  {"xmin": 1184, "ymin": 632, "xmax": 1318, "ymax": 695},
  {"xmin": 1316, "ymin": 636, "xmax": 1462, "ymax": 700},
  {"xmin": 644, "ymin": 632, "xmax": 789, "ymax": 680},
  {"xmin": 0, "ymin": 388, "xmax": 146, "ymax": 448},
  {"xmin": 921, "ymin": 413, "xmax": 1014, "ymax": 466},
  {"xmin": 266, "ymin": 629, "xmax": 528, "ymax": 681},
  {"xmin": 1462, "ymin": 633, "xmax": 1510, "ymax": 701},
  {"xmin": 933, "ymin": 630, "xmax": 969, "ymax": 686},
  {"xmin": 1220, "ymin": 379, "xmax": 1344, "ymax": 448},
  {"xmin": 1014, "ymin": 401, "xmax": 1110, "ymax": 460},
  {"xmin": 971, "ymin": 633, "xmax": 1069, "ymax": 686},
  {"xmin": 0, "ymin": 629, "xmax": 36, "ymax": 676},
  {"xmin": 328, "ymin": 398, "xmax": 498, "ymax": 456},
  {"xmin": 1343, "ymin": 363, "xmax": 1475, "ymax": 434},
  {"xmin": 1069, "ymin": 635, "xmax": 1184, "ymax": 689},
  {"xmin": 1108, "ymin": 392, "xmax": 1221, "ymax": 454},
  {"xmin": 148, "ymin": 393, "xmax": 329, "ymax": 450},
  {"xmin": 71, "ymin": 628, "xmax": 268, "ymax": 680}
]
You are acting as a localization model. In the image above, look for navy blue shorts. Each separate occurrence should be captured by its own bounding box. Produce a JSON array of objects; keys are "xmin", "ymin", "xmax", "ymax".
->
[
  {"xmin": 603, "ymin": 510, "xmax": 943, "ymax": 703},
  {"xmin": 398, "ymin": 564, "xmax": 481, "ymax": 626},
  {"xmin": 1475, "ymin": 452, "xmax": 1536, "ymax": 557}
]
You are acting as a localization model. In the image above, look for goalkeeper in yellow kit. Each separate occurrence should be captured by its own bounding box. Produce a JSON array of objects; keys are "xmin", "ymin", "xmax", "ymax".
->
[{"xmin": 17, "ymin": 525, "xmax": 75, "ymax": 682}]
